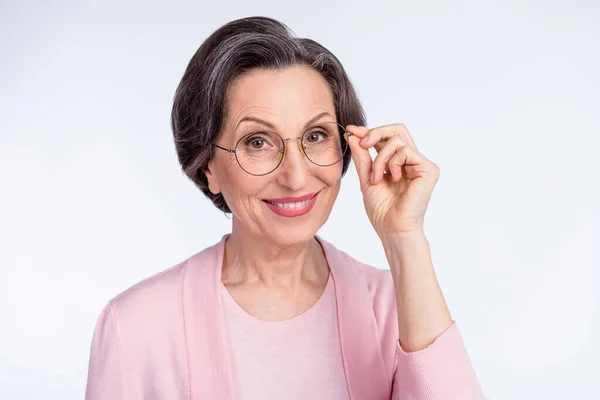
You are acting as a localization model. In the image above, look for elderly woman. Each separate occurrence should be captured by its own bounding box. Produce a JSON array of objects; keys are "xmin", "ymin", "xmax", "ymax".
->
[{"xmin": 85, "ymin": 16, "xmax": 486, "ymax": 400}]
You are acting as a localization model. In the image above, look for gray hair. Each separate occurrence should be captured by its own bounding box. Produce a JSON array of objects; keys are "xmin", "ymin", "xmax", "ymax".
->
[{"xmin": 171, "ymin": 16, "xmax": 367, "ymax": 213}]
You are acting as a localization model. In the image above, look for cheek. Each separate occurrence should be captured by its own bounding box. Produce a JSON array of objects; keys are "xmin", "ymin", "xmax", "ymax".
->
[
  {"xmin": 219, "ymin": 165, "xmax": 267, "ymax": 210},
  {"xmin": 326, "ymin": 165, "xmax": 345, "ymax": 197},
  {"xmin": 215, "ymin": 161, "xmax": 240, "ymax": 200},
  {"xmin": 322, "ymin": 164, "xmax": 344, "ymax": 187}
]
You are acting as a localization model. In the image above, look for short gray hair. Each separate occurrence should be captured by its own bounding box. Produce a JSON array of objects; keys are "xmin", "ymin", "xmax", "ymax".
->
[{"xmin": 171, "ymin": 16, "xmax": 367, "ymax": 213}]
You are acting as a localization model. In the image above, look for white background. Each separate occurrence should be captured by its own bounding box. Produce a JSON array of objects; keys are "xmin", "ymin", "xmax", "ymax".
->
[{"xmin": 1, "ymin": 0, "xmax": 599, "ymax": 398}]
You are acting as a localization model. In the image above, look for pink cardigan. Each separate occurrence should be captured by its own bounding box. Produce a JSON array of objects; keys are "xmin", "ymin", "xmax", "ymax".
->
[{"xmin": 85, "ymin": 234, "xmax": 486, "ymax": 399}]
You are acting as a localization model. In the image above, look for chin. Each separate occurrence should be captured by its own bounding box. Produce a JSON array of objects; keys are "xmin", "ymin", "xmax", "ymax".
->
[{"xmin": 263, "ymin": 223, "xmax": 319, "ymax": 246}]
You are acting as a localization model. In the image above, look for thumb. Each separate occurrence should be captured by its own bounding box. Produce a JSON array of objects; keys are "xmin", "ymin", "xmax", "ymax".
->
[{"xmin": 345, "ymin": 125, "xmax": 373, "ymax": 188}]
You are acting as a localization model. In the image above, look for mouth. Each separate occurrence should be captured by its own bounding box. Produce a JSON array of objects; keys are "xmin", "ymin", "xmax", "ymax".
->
[
  {"xmin": 261, "ymin": 191, "xmax": 320, "ymax": 217},
  {"xmin": 262, "ymin": 191, "xmax": 319, "ymax": 207}
]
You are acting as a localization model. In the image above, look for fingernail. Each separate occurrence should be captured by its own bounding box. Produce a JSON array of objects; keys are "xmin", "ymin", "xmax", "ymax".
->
[
  {"xmin": 361, "ymin": 135, "xmax": 370, "ymax": 144},
  {"xmin": 370, "ymin": 170, "xmax": 376, "ymax": 183}
]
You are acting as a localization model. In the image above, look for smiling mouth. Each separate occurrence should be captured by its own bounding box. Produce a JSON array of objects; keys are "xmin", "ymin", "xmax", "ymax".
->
[
  {"xmin": 263, "ymin": 198, "xmax": 312, "ymax": 208},
  {"xmin": 261, "ymin": 192, "xmax": 319, "ymax": 209}
]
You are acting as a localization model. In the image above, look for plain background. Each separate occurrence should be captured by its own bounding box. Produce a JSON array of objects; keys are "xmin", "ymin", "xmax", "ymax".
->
[{"xmin": 1, "ymin": 0, "xmax": 599, "ymax": 398}]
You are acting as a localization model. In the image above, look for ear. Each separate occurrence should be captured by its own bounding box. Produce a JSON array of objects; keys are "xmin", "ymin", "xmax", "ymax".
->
[{"xmin": 203, "ymin": 159, "xmax": 221, "ymax": 195}]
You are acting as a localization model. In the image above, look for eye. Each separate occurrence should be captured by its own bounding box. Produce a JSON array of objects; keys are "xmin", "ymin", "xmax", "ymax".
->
[
  {"xmin": 306, "ymin": 129, "xmax": 328, "ymax": 143},
  {"xmin": 242, "ymin": 131, "xmax": 277, "ymax": 150},
  {"xmin": 247, "ymin": 137, "xmax": 265, "ymax": 149}
]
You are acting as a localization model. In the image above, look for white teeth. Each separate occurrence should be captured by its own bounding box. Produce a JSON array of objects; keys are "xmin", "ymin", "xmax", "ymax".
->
[{"xmin": 268, "ymin": 199, "xmax": 311, "ymax": 208}]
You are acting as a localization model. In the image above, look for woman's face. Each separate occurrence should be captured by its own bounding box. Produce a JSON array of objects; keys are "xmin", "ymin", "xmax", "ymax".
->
[{"xmin": 205, "ymin": 65, "xmax": 343, "ymax": 245}]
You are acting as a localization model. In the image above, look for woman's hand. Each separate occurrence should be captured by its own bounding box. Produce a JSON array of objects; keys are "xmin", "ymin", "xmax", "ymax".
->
[{"xmin": 344, "ymin": 124, "xmax": 440, "ymax": 237}]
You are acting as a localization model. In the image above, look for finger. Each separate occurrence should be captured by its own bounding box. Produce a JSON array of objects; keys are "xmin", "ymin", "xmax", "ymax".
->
[
  {"xmin": 344, "ymin": 125, "xmax": 374, "ymax": 188},
  {"xmin": 370, "ymin": 136, "xmax": 408, "ymax": 184},
  {"xmin": 349, "ymin": 125, "xmax": 384, "ymax": 165},
  {"xmin": 387, "ymin": 146, "xmax": 434, "ymax": 184},
  {"xmin": 388, "ymin": 150, "xmax": 407, "ymax": 183},
  {"xmin": 345, "ymin": 124, "xmax": 369, "ymax": 139},
  {"xmin": 348, "ymin": 125, "xmax": 385, "ymax": 154},
  {"xmin": 359, "ymin": 123, "xmax": 418, "ymax": 151}
]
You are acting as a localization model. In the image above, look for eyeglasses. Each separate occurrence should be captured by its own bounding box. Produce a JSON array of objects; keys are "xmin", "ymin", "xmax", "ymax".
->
[{"xmin": 214, "ymin": 121, "xmax": 351, "ymax": 176}]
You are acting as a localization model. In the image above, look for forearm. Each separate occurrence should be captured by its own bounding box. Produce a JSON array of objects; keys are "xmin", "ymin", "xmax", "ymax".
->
[{"xmin": 381, "ymin": 230, "xmax": 453, "ymax": 352}]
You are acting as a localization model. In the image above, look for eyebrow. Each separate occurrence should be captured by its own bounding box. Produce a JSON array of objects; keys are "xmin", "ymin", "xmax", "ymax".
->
[{"xmin": 235, "ymin": 111, "xmax": 335, "ymax": 132}]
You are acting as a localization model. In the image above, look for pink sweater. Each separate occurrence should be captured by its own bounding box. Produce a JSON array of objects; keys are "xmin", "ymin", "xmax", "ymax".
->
[
  {"xmin": 221, "ymin": 270, "xmax": 351, "ymax": 398},
  {"xmin": 85, "ymin": 234, "xmax": 486, "ymax": 399}
]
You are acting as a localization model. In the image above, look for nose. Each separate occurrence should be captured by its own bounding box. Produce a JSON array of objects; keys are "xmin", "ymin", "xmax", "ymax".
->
[{"xmin": 274, "ymin": 137, "xmax": 310, "ymax": 190}]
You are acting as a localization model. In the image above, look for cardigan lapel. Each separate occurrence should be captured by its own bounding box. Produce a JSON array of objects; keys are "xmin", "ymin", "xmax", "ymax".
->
[
  {"xmin": 316, "ymin": 235, "xmax": 391, "ymax": 399},
  {"xmin": 182, "ymin": 235, "xmax": 234, "ymax": 400},
  {"xmin": 182, "ymin": 234, "xmax": 390, "ymax": 400}
]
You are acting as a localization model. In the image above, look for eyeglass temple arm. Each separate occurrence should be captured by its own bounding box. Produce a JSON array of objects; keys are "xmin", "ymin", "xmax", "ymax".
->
[{"xmin": 215, "ymin": 144, "xmax": 235, "ymax": 153}]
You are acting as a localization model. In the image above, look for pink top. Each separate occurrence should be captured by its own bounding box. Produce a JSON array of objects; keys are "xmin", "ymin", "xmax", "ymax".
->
[
  {"xmin": 85, "ymin": 234, "xmax": 486, "ymax": 399},
  {"xmin": 221, "ymin": 272, "xmax": 350, "ymax": 399}
]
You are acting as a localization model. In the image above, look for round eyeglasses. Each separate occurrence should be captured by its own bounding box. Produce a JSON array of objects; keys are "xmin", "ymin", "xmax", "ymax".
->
[{"xmin": 214, "ymin": 121, "xmax": 352, "ymax": 176}]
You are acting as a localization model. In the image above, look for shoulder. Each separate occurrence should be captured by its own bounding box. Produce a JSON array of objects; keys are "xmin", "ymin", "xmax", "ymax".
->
[
  {"xmin": 321, "ymin": 236, "xmax": 395, "ymax": 301},
  {"xmin": 87, "ymin": 257, "xmax": 191, "ymax": 379},
  {"xmin": 109, "ymin": 258, "xmax": 188, "ymax": 319},
  {"xmin": 321, "ymin": 237, "xmax": 398, "ymax": 337},
  {"xmin": 87, "ymin": 251, "xmax": 210, "ymax": 395},
  {"xmin": 95, "ymin": 257, "xmax": 190, "ymax": 350},
  {"xmin": 87, "ymin": 239, "xmax": 225, "ymax": 389},
  {"xmin": 100, "ymin": 239, "xmax": 220, "ymax": 340},
  {"xmin": 108, "ymin": 236, "xmax": 223, "ymax": 315}
]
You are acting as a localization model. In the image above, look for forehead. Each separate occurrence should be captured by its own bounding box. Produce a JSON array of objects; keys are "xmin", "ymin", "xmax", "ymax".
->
[{"xmin": 225, "ymin": 65, "xmax": 336, "ymax": 128}]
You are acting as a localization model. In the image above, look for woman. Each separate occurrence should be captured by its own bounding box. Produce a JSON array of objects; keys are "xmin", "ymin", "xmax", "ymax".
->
[{"xmin": 85, "ymin": 16, "xmax": 486, "ymax": 399}]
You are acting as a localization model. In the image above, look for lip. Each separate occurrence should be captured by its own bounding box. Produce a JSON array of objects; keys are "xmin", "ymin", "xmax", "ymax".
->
[
  {"xmin": 262, "ymin": 191, "xmax": 320, "ymax": 218},
  {"xmin": 263, "ymin": 192, "xmax": 318, "ymax": 203}
]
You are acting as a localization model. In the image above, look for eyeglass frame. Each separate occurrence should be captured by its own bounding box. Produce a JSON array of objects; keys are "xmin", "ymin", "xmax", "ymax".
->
[{"xmin": 213, "ymin": 121, "xmax": 355, "ymax": 176}]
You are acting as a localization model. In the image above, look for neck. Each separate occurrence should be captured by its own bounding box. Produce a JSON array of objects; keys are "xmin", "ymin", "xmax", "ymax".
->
[{"xmin": 221, "ymin": 220, "xmax": 328, "ymax": 290}]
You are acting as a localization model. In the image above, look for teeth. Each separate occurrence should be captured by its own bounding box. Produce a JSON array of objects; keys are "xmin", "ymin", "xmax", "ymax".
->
[{"xmin": 268, "ymin": 199, "xmax": 311, "ymax": 208}]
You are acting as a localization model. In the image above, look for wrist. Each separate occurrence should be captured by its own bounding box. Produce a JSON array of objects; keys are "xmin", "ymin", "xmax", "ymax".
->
[
  {"xmin": 380, "ymin": 228, "xmax": 428, "ymax": 247},
  {"xmin": 380, "ymin": 230, "xmax": 431, "ymax": 273}
]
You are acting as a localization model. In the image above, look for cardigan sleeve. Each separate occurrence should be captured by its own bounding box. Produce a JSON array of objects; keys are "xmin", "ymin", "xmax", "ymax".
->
[
  {"xmin": 85, "ymin": 301, "xmax": 136, "ymax": 400},
  {"xmin": 391, "ymin": 321, "xmax": 487, "ymax": 399}
]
